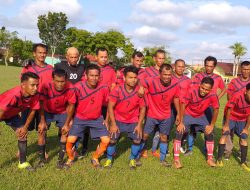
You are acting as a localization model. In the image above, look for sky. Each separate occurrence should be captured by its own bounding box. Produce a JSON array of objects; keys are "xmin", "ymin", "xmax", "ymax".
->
[{"xmin": 0, "ymin": 0, "xmax": 250, "ymax": 63}]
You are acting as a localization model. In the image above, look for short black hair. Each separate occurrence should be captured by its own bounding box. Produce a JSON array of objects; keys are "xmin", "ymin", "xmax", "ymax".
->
[
  {"xmin": 154, "ymin": 49, "xmax": 165, "ymax": 57},
  {"xmin": 52, "ymin": 69, "xmax": 67, "ymax": 79},
  {"xmin": 21, "ymin": 72, "xmax": 40, "ymax": 82},
  {"xmin": 246, "ymin": 83, "xmax": 250, "ymax": 91},
  {"xmin": 96, "ymin": 47, "xmax": 108, "ymax": 55},
  {"xmin": 204, "ymin": 56, "xmax": 217, "ymax": 67},
  {"xmin": 159, "ymin": 64, "xmax": 172, "ymax": 73},
  {"xmin": 174, "ymin": 59, "xmax": 185, "ymax": 65},
  {"xmin": 123, "ymin": 65, "xmax": 139, "ymax": 76},
  {"xmin": 86, "ymin": 64, "xmax": 101, "ymax": 75},
  {"xmin": 132, "ymin": 51, "xmax": 144, "ymax": 59},
  {"xmin": 241, "ymin": 61, "xmax": 250, "ymax": 67},
  {"xmin": 32, "ymin": 43, "xmax": 48, "ymax": 53},
  {"xmin": 201, "ymin": 77, "xmax": 214, "ymax": 88}
]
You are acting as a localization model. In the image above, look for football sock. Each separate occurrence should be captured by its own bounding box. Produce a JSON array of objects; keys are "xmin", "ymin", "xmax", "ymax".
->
[
  {"xmin": 106, "ymin": 144, "xmax": 116, "ymax": 160},
  {"xmin": 159, "ymin": 142, "xmax": 167, "ymax": 161},
  {"xmin": 240, "ymin": 145, "xmax": 248, "ymax": 164},
  {"xmin": 93, "ymin": 138, "xmax": 109, "ymax": 160},
  {"xmin": 130, "ymin": 143, "xmax": 141, "ymax": 160},
  {"xmin": 206, "ymin": 141, "xmax": 214, "ymax": 160},
  {"xmin": 173, "ymin": 140, "xmax": 181, "ymax": 161},
  {"xmin": 18, "ymin": 140, "xmax": 27, "ymax": 164},
  {"xmin": 58, "ymin": 142, "xmax": 66, "ymax": 162},
  {"xmin": 38, "ymin": 145, "xmax": 46, "ymax": 160},
  {"xmin": 217, "ymin": 144, "xmax": 225, "ymax": 161}
]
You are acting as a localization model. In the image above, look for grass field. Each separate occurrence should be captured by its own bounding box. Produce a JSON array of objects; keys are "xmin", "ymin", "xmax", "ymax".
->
[{"xmin": 0, "ymin": 65, "xmax": 249, "ymax": 190}]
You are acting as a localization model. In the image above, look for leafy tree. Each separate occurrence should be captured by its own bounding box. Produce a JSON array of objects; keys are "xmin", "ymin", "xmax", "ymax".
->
[
  {"xmin": 10, "ymin": 38, "xmax": 33, "ymax": 63},
  {"xmin": 229, "ymin": 42, "xmax": 247, "ymax": 77},
  {"xmin": 37, "ymin": 12, "xmax": 69, "ymax": 64},
  {"xmin": 0, "ymin": 27, "xmax": 18, "ymax": 66}
]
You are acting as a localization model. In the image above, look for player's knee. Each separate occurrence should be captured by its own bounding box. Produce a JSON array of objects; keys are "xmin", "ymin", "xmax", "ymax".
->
[
  {"xmin": 240, "ymin": 133, "xmax": 248, "ymax": 140},
  {"xmin": 133, "ymin": 140, "xmax": 141, "ymax": 145},
  {"xmin": 143, "ymin": 133, "xmax": 149, "ymax": 141},
  {"xmin": 240, "ymin": 138, "xmax": 248, "ymax": 146},
  {"xmin": 67, "ymin": 136, "xmax": 77, "ymax": 144},
  {"xmin": 109, "ymin": 140, "xmax": 117, "ymax": 144},
  {"xmin": 160, "ymin": 134, "xmax": 167, "ymax": 142},
  {"xmin": 222, "ymin": 130, "xmax": 230, "ymax": 136},
  {"xmin": 101, "ymin": 136, "xmax": 110, "ymax": 144}
]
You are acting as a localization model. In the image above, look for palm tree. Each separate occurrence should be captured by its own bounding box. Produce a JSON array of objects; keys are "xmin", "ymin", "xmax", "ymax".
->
[{"xmin": 229, "ymin": 42, "xmax": 247, "ymax": 77}]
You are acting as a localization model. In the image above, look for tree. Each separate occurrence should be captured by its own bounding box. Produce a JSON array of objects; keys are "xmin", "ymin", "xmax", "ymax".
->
[
  {"xmin": 10, "ymin": 38, "xmax": 33, "ymax": 63},
  {"xmin": 142, "ymin": 46, "xmax": 171, "ymax": 66},
  {"xmin": 229, "ymin": 42, "xmax": 247, "ymax": 77},
  {"xmin": 37, "ymin": 12, "xmax": 69, "ymax": 65},
  {"xmin": 0, "ymin": 27, "xmax": 18, "ymax": 66}
]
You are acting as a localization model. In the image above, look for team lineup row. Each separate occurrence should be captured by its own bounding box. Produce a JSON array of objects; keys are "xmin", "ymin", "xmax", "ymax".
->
[{"xmin": 0, "ymin": 43, "xmax": 249, "ymax": 172}]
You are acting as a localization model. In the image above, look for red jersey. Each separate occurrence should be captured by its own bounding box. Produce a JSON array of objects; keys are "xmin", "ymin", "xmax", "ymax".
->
[
  {"xmin": 116, "ymin": 67, "xmax": 147, "ymax": 85},
  {"xmin": 109, "ymin": 84, "xmax": 146, "ymax": 123},
  {"xmin": 225, "ymin": 91, "xmax": 250, "ymax": 122},
  {"xmin": 74, "ymin": 81, "xmax": 109, "ymax": 120},
  {"xmin": 0, "ymin": 86, "xmax": 40, "ymax": 119},
  {"xmin": 172, "ymin": 74, "xmax": 192, "ymax": 98},
  {"xmin": 145, "ymin": 66, "xmax": 159, "ymax": 78},
  {"xmin": 98, "ymin": 64, "xmax": 116, "ymax": 88},
  {"xmin": 181, "ymin": 86, "xmax": 219, "ymax": 118},
  {"xmin": 142, "ymin": 77, "xmax": 180, "ymax": 120},
  {"xmin": 192, "ymin": 72, "xmax": 225, "ymax": 93},
  {"xmin": 21, "ymin": 63, "xmax": 53, "ymax": 92},
  {"xmin": 227, "ymin": 77, "xmax": 250, "ymax": 98},
  {"xmin": 40, "ymin": 82, "xmax": 76, "ymax": 114}
]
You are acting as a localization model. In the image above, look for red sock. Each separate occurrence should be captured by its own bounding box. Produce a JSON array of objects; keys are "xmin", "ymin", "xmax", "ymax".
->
[
  {"xmin": 174, "ymin": 140, "xmax": 181, "ymax": 161},
  {"xmin": 206, "ymin": 141, "xmax": 214, "ymax": 160}
]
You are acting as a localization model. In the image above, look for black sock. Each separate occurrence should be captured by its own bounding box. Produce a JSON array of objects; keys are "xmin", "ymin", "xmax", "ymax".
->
[
  {"xmin": 217, "ymin": 144, "xmax": 225, "ymax": 161},
  {"xmin": 38, "ymin": 145, "xmax": 46, "ymax": 160},
  {"xmin": 82, "ymin": 131, "xmax": 89, "ymax": 153},
  {"xmin": 240, "ymin": 145, "xmax": 248, "ymax": 164},
  {"xmin": 18, "ymin": 140, "xmax": 27, "ymax": 164},
  {"xmin": 58, "ymin": 142, "xmax": 66, "ymax": 162}
]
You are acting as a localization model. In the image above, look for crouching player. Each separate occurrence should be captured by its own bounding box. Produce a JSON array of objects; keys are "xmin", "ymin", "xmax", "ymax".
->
[
  {"xmin": 0, "ymin": 72, "xmax": 40, "ymax": 171},
  {"xmin": 140, "ymin": 64, "xmax": 180, "ymax": 167},
  {"xmin": 217, "ymin": 83, "xmax": 250, "ymax": 171},
  {"xmin": 104, "ymin": 66, "xmax": 146, "ymax": 169},
  {"xmin": 65, "ymin": 64, "xmax": 110, "ymax": 168},
  {"xmin": 38, "ymin": 69, "xmax": 76, "ymax": 168},
  {"xmin": 173, "ymin": 77, "xmax": 219, "ymax": 168}
]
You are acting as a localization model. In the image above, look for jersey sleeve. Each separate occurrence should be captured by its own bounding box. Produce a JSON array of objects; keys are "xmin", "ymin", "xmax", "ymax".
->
[
  {"xmin": 218, "ymin": 77, "xmax": 225, "ymax": 90},
  {"xmin": 103, "ymin": 86, "xmax": 110, "ymax": 105},
  {"xmin": 226, "ymin": 80, "xmax": 235, "ymax": 96},
  {"xmin": 0, "ymin": 95, "xmax": 17, "ymax": 111},
  {"xmin": 109, "ymin": 87, "xmax": 119, "ymax": 103},
  {"xmin": 67, "ymin": 88, "xmax": 77, "ymax": 104}
]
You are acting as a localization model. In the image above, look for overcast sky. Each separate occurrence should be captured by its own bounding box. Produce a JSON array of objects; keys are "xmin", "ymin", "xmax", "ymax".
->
[{"xmin": 1, "ymin": 0, "xmax": 250, "ymax": 63}]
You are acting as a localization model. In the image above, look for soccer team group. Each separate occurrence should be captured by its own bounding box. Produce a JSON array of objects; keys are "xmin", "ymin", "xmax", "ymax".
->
[{"xmin": 0, "ymin": 43, "xmax": 249, "ymax": 172}]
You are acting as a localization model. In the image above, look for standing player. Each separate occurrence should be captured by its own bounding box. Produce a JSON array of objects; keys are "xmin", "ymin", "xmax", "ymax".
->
[
  {"xmin": 185, "ymin": 56, "xmax": 225, "ymax": 155},
  {"xmin": 141, "ymin": 49, "xmax": 166, "ymax": 158},
  {"xmin": 21, "ymin": 43, "xmax": 53, "ymax": 131},
  {"xmin": 65, "ymin": 64, "xmax": 110, "ymax": 168},
  {"xmin": 140, "ymin": 64, "xmax": 180, "ymax": 167},
  {"xmin": 116, "ymin": 51, "xmax": 146, "ymax": 84},
  {"xmin": 217, "ymin": 84, "xmax": 250, "ymax": 171},
  {"xmin": 173, "ymin": 77, "xmax": 219, "ymax": 169},
  {"xmin": 0, "ymin": 72, "xmax": 40, "ymax": 171},
  {"xmin": 224, "ymin": 61, "xmax": 250, "ymax": 159},
  {"xmin": 172, "ymin": 59, "xmax": 192, "ymax": 154},
  {"xmin": 37, "ymin": 69, "xmax": 76, "ymax": 168},
  {"xmin": 103, "ymin": 66, "xmax": 146, "ymax": 169},
  {"xmin": 55, "ymin": 47, "xmax": 88, "ymax": 158}
]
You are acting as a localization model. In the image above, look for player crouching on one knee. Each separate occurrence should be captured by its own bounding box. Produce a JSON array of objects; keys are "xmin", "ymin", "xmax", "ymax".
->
[
  {"xmin": 0, "ymin": 72, "xmax": 40, "ymax": 171},
  {"xmin": 217, "ymin": 83, "xmax": 250, "ymax": 171},
  {"xmin": 103, "ymin": 66, "xmax": 146, "ymax": 169},
  {"xmin": 37, "ymin": 69, "xmax": 76, "ymax": 169},
  {"xmin": 173, "ymin": 77, "xmax": 219, "ymax": 169}
]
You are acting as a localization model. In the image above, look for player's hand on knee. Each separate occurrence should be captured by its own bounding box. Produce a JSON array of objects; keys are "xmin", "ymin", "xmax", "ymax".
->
[
  {"xmin": 134, "ymin": 125, "xmax": 142, "ymax": 139},
  {"xmin": 61, "ymin": 125, "xmax": 70, "ymax": 135},
  {"xmin": 205, "ymin": 125, "xmax": 213, "ymax": 135},
  {"xmin": 241, "ymin": 128, "xmax": 248, "ymax": 136},
  {"xmin": 177, "ymin": 122, "xmax": 185, "ymax": 134},
  {"xmin": 222, "ymin": 125, "xmax": 229, "ymax": 134},
  {"xmin": 109, "ymin": 124, "xmax": 119, "ymax": 139},
  {"xmin": 18, "ymin": 127, "xmax": 28, "ymax": 139},
  {"xmin": 175, "ymin": 115, "xmax": 180, "ymax": 125},
  {"xmin": 38, "ymin": 121, "xmax": 48, "ymax": 134}
]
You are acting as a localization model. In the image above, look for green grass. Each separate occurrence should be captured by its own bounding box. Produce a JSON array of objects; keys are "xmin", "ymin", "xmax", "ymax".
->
[{"xmin": 0, "ymin": 65, "xmax": 249, "ymax": 190}]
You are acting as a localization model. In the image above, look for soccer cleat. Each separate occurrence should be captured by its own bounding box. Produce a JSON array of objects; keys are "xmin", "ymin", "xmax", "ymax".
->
[
  {"xmin": 64, "ymin": 159, "xmax": 74, "ymax": 169},
  {"xmin": 18, "ymin": 162, "xmax": 35, "ymax": 171},
  {"xmin": 151, "ymin": 151, "xmax": 160, "ymax": 158},
  {"xmin": 140, "ymin": 150, "xmax": 148, "ymax": 158},
  {"xmin": 173, "ymin": 160, "xmax": 183, "ymax": 169},
  {"xmin": 216, "ymin": 160, "xmax": 224, "ymax": 167},
  {"xmin": 184, "ymin": 150, "xmax": 193, "ymax": 156},
  {"xmin": 37, "ymin": 159, "xmax": 47, "ymax": 168},
  {"xmin": 207, "ymin": 159, "xmax": 216, "ymax": 167},
  {"xmin": 56, "ymin": 161, "xmax": 65, "ymax": 170},
  {"xmin": 160, "ymin": 160, "xmax": 172, "ymax": 167},
  {"xmin": 241, "ymin": 162, "xmax": 250, "ymax": 172},
  {"xmin": 103, "ymin": 159, "xmax": 112, "ymax": 169},
  {"xmin": 77, "ymin": 151, "xmax": 88, "ymax": 160},
  {"xmin": 129, "ymin": 159, "xmax": 137, "ymax": 169},
  {"xmin": 135, "ymin": 158, "xmax": 142, "ymax": 167},
  {"xmin": 91, "ymin": 158, "xmax": 102, "ymax": 169},
  {"xmin": 224, "ymin": 153, "xmax": 231, "ymax": 161},
  {"xmin": 180, "ymin": 147, "xmax": 187, "ymax": 154}
]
